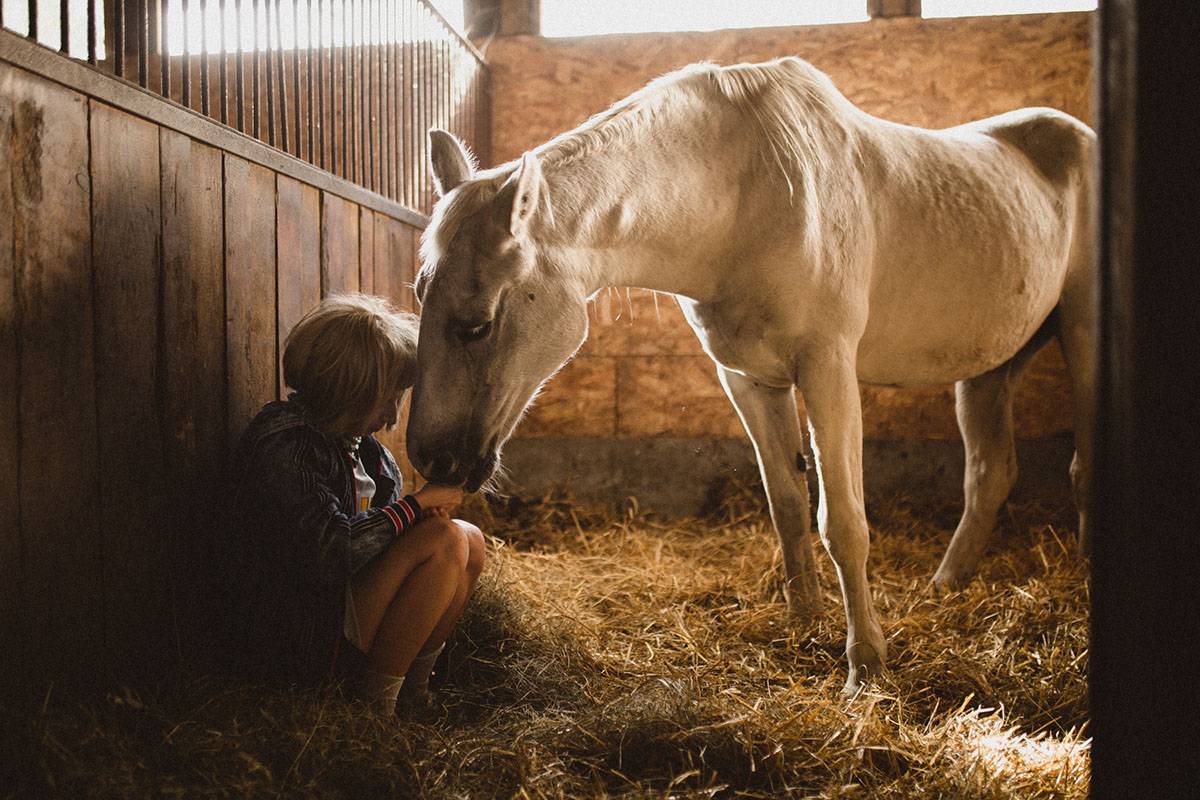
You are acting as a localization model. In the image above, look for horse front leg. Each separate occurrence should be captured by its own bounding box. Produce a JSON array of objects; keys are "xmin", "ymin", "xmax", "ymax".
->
[
  {"xmin": 717, "ymin": 367, "xmax": 822, "ymax": 617},
  {"xmin": 799, "ymin": 353, "xmax": 887, "ymax": 694}
]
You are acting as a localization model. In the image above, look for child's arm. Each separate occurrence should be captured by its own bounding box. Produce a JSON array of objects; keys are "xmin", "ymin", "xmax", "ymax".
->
[{"xmin": 245, "ymin": 434, "xmax": 427, "ymax": 586}]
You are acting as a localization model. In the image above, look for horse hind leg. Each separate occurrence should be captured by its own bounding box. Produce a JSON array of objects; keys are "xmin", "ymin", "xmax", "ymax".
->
[
  {"xmin": 932, "ymin": 327, "xmax": 1050, "ymax": 589},
  {"xmin": 717, "ymin": 366, "xmax": 822, "ymax": 617},
  {"xmin": 1056, "ymin": 279, "xmax": 1096, "ymax": 555}
]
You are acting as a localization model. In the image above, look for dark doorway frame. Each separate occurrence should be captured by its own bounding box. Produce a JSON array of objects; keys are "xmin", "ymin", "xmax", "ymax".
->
[{"xmin": 1090, "ymin": 3, "xmax": 1200, "ymax": 796}]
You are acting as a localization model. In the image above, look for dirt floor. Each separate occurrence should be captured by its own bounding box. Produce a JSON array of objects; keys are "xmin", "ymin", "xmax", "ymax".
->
[{"xmin": 0, "ymin": 485, "xmax": 1089, "ymax": 798}]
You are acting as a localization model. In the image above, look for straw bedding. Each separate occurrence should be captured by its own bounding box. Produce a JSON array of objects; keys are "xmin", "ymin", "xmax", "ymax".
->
[{"xmin": 0, "ymin": 483, "xmax": 1088, "ymax": 798}]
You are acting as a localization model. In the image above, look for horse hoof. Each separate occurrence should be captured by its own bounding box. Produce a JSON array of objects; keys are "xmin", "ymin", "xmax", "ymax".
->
[
  {"xmin": 842, "ymin": 641, "xmax": 886, "ymax": 696},
  {"xmin": 931, "ymin": 567, "xmax": 969, "ymax": 593}
]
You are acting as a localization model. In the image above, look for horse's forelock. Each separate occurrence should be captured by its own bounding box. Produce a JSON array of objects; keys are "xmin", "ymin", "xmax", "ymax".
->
[{"xmin": 420, "ymin": 179, "xmax": 500, "ymax": 274}]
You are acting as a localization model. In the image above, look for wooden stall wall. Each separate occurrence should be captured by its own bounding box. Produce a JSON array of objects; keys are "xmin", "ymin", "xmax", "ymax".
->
[
  {"xmin": 483, "ymin": 12, "xmax": 1094, "ymax": 511},
  {"xmin": 0, "ymin": 57, "xmax": 421, "ymax": 684}
]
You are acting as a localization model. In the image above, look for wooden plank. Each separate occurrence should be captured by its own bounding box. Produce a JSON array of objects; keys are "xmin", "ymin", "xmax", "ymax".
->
[
  {"xmin": 0, "ymin": 30, "xmax": 429, "ymax": 230},
  {"xmin": 321, "ymin": 192, "xmax": 360, "ymax": 296},
  {"xmin": 276, "ymin": 175, "xmax": 322, "ymax": 395},
  {"xmin": 225, "ymin": 155, "xmax": 278, "ymax": 451},
  {"xmin": 160, "ymin": 128, "xmax": 226, "ymax": 647},
  {"xmin": 4, "ymin": 64, "xmax": 102, "ymax": 680},
  {"xmin": 359, "ymin": 206, "xmax": 376, "ymax": 295},
  {"xmin": 374, "ymin": 213, "xmax": 417, "ymax": 312},
  {"xmin": 407, "ymin": 218, "xmax": 421, "ymax": 311},
  {"xmin": 371, "ymin": 213, "xmax": 417, "ymax": 486},
  {"xmin": 90, "ymin": 101, "xmax": 167, "ymax": 668},
  {"xmin": 0, "ymin": 66, "xmax": 20, "ymax": 646}
]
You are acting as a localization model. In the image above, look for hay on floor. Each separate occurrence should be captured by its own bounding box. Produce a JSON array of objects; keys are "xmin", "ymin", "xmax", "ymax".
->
[{"xmin": 1, "ymin": 485, "xmax": 1089, "ymax": 798}]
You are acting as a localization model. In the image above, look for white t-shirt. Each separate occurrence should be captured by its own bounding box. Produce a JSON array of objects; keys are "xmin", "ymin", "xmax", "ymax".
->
[{"xmin": 350, "ymin": 450, "xmax": 377, "ymax": 513}]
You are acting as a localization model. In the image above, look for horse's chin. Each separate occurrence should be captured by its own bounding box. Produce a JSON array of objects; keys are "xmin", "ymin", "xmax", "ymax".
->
[{"xmin": 465, "ymin": 452, "xmax": 499, "ymax": 493}]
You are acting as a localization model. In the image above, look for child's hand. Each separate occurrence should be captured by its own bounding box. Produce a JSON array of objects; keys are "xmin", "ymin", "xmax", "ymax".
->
[{"xmin": 415, "ymin": 483, "xmax": 463, "ymax": 513}]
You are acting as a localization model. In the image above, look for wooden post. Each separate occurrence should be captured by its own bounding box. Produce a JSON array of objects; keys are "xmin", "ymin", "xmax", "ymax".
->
[
  {"xmin": 1090, "ymin": 2, "xmax": 1200, "ymax": 796},
  {"xmin": 464, "ymin": 0, "xmax": 537, "ymax": 38},
  {"xmin": 868, "ymin": 0, "xmax": 921, "ymax": 18}
]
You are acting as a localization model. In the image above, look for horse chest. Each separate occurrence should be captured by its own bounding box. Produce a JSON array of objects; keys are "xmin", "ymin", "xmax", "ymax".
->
[{"xmin": 678, "ymin": 298, "xmax": 795, "ymax": 387}]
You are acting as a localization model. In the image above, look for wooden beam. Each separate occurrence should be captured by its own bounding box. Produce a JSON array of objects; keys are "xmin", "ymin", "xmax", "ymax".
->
[
  {"xmin": 868, "ymin": 0, "xmax": 922, "ymax": 18},
  {"xmin": 465, "ymin": 0, "xmax": 539, "ymax": 37}
]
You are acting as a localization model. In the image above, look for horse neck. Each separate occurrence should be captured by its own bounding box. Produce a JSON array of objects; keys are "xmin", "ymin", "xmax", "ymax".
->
[{"xmin": 535, "ymin": 114, "xmax": 740, "ymax": 302}]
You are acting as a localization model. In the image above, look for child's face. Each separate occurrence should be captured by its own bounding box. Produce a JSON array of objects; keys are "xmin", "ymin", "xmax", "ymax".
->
[{"xmin": 362, "ymin": 394, "xmax": 404, "ymax": 436}]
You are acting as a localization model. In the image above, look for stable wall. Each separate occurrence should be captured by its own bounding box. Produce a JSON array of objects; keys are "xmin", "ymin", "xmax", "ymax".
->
[
  {"xmin": 481, "ymin": 12, "xmax": 1093, "ymax": 511},
  {"xmin": 1, "ymin": 32, "xmax": 423, "ymax": 681}
]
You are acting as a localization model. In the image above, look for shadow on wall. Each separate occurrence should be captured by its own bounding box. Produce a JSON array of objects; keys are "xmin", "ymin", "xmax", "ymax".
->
[{"xmin": 499, "ymin": 435, "xmax": 1075, "ymax": 517}]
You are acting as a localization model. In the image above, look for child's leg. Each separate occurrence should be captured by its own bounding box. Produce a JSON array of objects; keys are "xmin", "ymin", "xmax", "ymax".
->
[
  {"xmin": 413, "ymin": 521, "xmax": 486, "ymax": 651},
  {"xmin": 397, "ymin": 522, "xmax": 486, "ymax": 703},
  {"xmin": 349, "ymin": 517, "xmax": 469, "ymax": 678}
]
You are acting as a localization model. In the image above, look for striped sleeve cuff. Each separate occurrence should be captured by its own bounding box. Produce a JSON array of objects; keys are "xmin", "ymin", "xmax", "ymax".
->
[{"xmin": 381, "ymin": 494, "xmax": 422, "ymax": 534}]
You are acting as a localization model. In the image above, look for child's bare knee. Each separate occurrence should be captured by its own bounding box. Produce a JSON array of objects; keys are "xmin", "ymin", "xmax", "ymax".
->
[
  {"xmin": 460, "ymin": 522, "xmax": 486, "ymax": 580},
  {"xmin": 426, "ymin": 517, "xmax": 470, "ymax": 569}
]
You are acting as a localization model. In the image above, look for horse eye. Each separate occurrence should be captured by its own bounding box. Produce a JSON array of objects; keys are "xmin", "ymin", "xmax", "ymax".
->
[{"xmin": 456, "ymin": 319, "xmax": 493, "ymax": 343}]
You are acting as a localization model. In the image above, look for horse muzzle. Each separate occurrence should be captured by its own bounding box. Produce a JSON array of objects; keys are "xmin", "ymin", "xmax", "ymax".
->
[{"xmin": 413, "ymin": 444, "xmax": 498, "ymax": 492}]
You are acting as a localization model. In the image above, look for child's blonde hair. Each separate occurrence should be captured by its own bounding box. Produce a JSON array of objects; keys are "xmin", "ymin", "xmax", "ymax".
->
[{"xmin": 282, "ymin": 293, "xmax": 419, "ymax": 435}]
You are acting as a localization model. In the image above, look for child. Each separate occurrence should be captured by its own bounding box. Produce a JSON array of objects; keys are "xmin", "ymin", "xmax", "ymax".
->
[{"xmin": 227, "ymin": 293, "xmax": 486, "ymax": 715}]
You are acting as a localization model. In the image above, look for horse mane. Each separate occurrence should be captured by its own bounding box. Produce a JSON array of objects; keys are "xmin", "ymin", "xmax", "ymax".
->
[{"xmin": 537, "ymin": 57, "xmax": 853, "ymax": 197}]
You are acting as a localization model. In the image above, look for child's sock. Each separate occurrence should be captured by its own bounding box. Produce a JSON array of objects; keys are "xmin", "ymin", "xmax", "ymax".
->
[
  {"xmin": 398, "ymin": 642, "xmax": 445, "ymax": 706},
  {"xmin": 359, "ymin": 669, "xmax": 405, "ymax": 715}
]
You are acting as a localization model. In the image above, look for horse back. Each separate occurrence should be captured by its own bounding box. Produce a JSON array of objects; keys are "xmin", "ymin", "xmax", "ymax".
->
[{"xmin": 970, "ymin": 107, "xmax": 1095, "ymax": 187}]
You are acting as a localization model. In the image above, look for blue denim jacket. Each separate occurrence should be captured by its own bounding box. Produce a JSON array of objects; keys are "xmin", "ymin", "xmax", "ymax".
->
[{"xmin": 226, "ymin": 396, "xmax": 421, "ymax": 680}]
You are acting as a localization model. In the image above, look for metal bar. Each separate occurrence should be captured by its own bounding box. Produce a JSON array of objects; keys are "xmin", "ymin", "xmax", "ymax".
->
[
  {"xmin": 138, "ymin": 0, "xmax": 149, "ymax": 87},
  {"xmin": 421, "ymin": 4, "xmax": 430, "ymax": 211},
  {"xmin": 349, "ymin": 0, "xmax": 358, "ymax": 184},
  {"xmin": 59, "ymin": 0, "xmax": 69, "ymax": 53},
  {"xmin": 328, "ymin": 0, "xmax": 337, "ymax": 174},
  {"xmin": 236, "ymin": 0, "xmax": 245, "ymax": 131},
  {"xmin": 88, "ymin": 0, "xmax": 98, "ymax": 64},
  {"xmin": 317, "ymin": 0, "xmax": 325, "ymax": 168},
  {"xmin": 266, "ymin": 0, "xmax": 276, "ymax": 146},
  {"xmin": 365, "ymin": 0, "xmax": 373, "ymax": 191},
  {"xmin": 348, "ymin": 0, "xmax": 357, "ymax": 184},
  {"xmin": 304, "ymin": 0, "xmax": 314, "ymax": 163},
  {"xmin": 159, "ymin": 0, "xmax": 169, "ymax": 97},
  {"xmin": 384, "ymin": 0, "xmax": 393, "ymax": 200},
  {"xmin": 181, "ymin": 0, "xmax": 191, "ymax": 106},
  {"xmin": 339, "ymin": 0, "xmax": 348, "ymax": 178},
  {"xmin": 394, "ymin": 0, "xmax": 404, "ymax": 200},
  {"xmin": 277, "ymin": 0, "xmax": 288, "ymax": 152},
  {"xmin": 199, "ymin": 0, "xmax": 210, "ymax": 111},
  {"xmin": 219, "ymin": 0, "xmax": 228, "ymax": 123},
  {"xmin": 113, "ymin": 0, "xmax": 123, "ymax": 77},
  {"xmin": 252, "ymin": 0, "xmax": 261, "ymax": 139},
  {"xmin": 28, "ymin": 0, "xmax": 38, "ymax": 41},
  {"xmin": 441, "ymin": 25, "xmax": 448, "ymax": 142},
  {"xmin": 364, "ymin": 0, "xmax": 374, "ymax": 191},
  {"xmin": 405, "ymin": 0, "xmax": 414, "ymax": 208},
  {"xmin": 291, "ymin": 0, "xmax": 302, "ymax": 157}
]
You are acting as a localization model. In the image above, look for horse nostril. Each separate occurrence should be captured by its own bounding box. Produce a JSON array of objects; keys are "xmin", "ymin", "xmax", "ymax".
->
[
  {"xmin": 415, "ymin": 446, "xmax": 436, "ymax": 470},
  {"xmin": 430, "ymin": 452, "xmax": 458, "ymax": 481}
]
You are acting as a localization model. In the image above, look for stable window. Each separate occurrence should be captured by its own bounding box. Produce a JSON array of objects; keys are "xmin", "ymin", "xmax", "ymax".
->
[
  {"xmin": 541, "ymin": 0, "xmax": 869, "ymax": 38},
  {"xmin": 1, "ymin": 0, "xmax": 104, "ymax": 59},
  {"xmin": 922, "ymin": 0, "xmax": 1096, "ymax": 18}
]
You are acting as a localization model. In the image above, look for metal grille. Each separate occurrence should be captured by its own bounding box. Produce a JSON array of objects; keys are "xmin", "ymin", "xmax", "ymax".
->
[{"xmin": 1, "ymin": 0, "xmax": 487, "ymax": 215}]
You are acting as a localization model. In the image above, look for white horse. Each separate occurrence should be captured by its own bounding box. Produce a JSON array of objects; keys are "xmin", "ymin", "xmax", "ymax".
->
[{"xmin": 406, "ymin": 57, "xmax": 1095, "ymax": 692}]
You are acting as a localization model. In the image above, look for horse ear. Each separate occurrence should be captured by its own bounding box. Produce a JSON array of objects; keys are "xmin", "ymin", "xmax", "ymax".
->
[
  {"xmin": 429, "ymin": 129, "xmax": 474, "ymax": 196},
  {"xmin": 504, "ymin": 152, "xmax": 543, "ymax": 239}
]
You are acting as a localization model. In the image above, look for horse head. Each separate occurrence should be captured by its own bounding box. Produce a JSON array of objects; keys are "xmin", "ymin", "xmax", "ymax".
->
[{"xmin": 406, "ymin": 129, "xmax": 589, "ymax": 491}]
